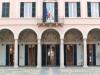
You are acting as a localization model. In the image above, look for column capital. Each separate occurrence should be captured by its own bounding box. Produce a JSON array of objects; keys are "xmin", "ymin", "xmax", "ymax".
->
[
  {"xmin": 60, "ymin": 39, "xmax": 64, "ymax": 44},
  {"xmin": 37, "ymin": 39, "xmax": 41, "ymax": 44},
  {"xmin": 83, "ymin": 38, "xmax": 87, "ymax": 39}
]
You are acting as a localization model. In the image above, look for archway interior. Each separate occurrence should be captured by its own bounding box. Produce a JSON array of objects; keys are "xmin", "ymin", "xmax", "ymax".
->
[
  {"xmin": 0, "ymin": 29, "xmax": 14, "ymax": 66},
  {"xmin": 18, "ymin": 29, "xmax": 37, "ymax": 66},
  {"xmin": 87, "ymin": 29, "xmax": 100, "ymax": 66},
  {"xmin": 41, "ymin": 29, "xmax": 60, "ymax": 66},
  {"xmin": 64, "ymin": 29, "xmax": 83, "ymax": 66}
]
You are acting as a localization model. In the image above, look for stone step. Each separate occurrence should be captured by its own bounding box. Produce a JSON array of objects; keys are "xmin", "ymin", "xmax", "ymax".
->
[{"xmin": 0, "ymin": 67, "xmax": 100, "ymax": 75}]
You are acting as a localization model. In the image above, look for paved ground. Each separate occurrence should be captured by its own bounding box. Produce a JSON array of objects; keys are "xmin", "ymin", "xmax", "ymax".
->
[{"xmin": 0, "ymin": 67, "xmax": 100, "ymax": 75}]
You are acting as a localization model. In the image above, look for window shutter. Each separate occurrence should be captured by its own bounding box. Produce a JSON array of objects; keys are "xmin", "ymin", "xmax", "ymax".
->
[
  {"xmin": 87, "ymin": 2, "xmax": 91, "ymax": 17},
  {"xmin": 6, "ymin": 45, "xmax": 10, "ymax": 66},
  {"xmin": 93, "ymin": 44, "xmax": 96, "ymax": 65},
  {"xmin": 56, "ymin": 44, "xmax": 60, "ymax": 66},
  {"xmin": 99, "ymin": 2, "xmax": 100, "ymax": 17},
  {"xmin": 32, "ymin": 2, "xmax": 36, "ymax": 17},
  {"xmin": 64, "ymin": 44, "xmax": 67, "ymax": 66},
  {"xmin": 42, "ymin": 44, "xmax": 47, "ymax": 66},
  {"xmin": 74, "ymin": 44, "xmax": 77, "ymax": 66},
  {"xmin": 35, "ymin": 45, "xmax": 37, "ymax": 66},
  {"xmin": 20, "ymin": 2, "xmax": 24, "ymax": 17},
  {"xmin": 54, "ymin": 2, "xmax": 58, "ymax": 22},
  {"xmin": 77, "ymin": 2, "xmax": 80, "ymax": 17},
  {"xmin": 43, "ymin": 2, "xmax": 46, "ymax": 22},
  {"xmin": 65, "ymin": 2, "xmax": 69, "ymax": 17},
  {"xmin": 2, "ymin": 2, "xmax": 10, "ymax": 17},
  {"xmin": 25, "ymin": 44, "xmax": 28, "ymax": 66}
]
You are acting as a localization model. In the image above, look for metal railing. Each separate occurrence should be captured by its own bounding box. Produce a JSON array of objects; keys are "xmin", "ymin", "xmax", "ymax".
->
[{"xmin": 37, "ymin": 18, "xmax": 64, "ymax": 27}]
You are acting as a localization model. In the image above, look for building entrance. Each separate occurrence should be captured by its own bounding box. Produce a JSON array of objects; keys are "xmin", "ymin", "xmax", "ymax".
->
[
  {"xmin": 42, "ymin": 44, "xmax": 60, "ymax": 66},
  {"xmin": 64, "ymin": 44, "xmax": 77, "ymax": 66},
  {"xmin": 6, "ymin": 44, "xmax": 14, "ymax": 66}
]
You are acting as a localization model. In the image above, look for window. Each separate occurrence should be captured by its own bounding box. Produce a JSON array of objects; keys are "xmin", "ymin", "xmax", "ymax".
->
[
  {"xmin": 87, "ymin": 2, "xmax": 100, "ymax": 17},
  {"xmin": 2, "ymin": 2, "xmax": 10, "ymax": 17},
  {"xmin": 43, "ymin": 2, "xmax": 58, "ymax": 22},
  {"xmin": 65, "ymin": 2, "xmax": 81, "ymax": 17},
  {"xmin": 20, "ymin": 2, "xmax": 36, "ymax": 17}
]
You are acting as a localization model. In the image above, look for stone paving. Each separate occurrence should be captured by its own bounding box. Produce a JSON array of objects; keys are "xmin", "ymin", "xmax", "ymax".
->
[{"xmin": 0, "ymin": 67, "xmax": 100, "ymax": 75}]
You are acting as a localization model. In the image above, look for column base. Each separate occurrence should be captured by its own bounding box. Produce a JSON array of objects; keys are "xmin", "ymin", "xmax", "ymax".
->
[
  {"xmin": 83, "ymin": 65, "xmax": 88, "ymax": 68},
  {"xmin": 37, "ymin": 65, "xmax": 41, "ymax": 68},
  {"xmin": 60, "ymin": 65, "xmax": 65, "ymax": 68},
  {"xmin": 14, "ymin": 65, "xmax": 18, "ymax": 68}
]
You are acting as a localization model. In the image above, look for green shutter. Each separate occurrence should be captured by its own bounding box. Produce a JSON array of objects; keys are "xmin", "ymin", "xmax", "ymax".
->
[{"xmin": 65, "ymin": 2, "xmax": 69, "ymax": 17}]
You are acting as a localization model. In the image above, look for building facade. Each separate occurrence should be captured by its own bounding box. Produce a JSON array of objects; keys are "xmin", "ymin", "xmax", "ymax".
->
[{"xmin": 0, "ymin": 0, "xmax": 100, "ymax": 68}]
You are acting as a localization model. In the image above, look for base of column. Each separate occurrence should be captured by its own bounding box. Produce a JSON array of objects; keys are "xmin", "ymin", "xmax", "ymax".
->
[
  {"xmin": 37, "ymin": 65, "xmax": 41, "ymax": 68},
  {"xmin": 83, "ymin": 65, "xmax": 88, "ymax": 68},
  {"xmin": 14, "ymin": 65, "xmax": 18, "ymax": 68},
  {"xmin": 60, "ymin": 65, "xmax": 65, "ymax": 68}
]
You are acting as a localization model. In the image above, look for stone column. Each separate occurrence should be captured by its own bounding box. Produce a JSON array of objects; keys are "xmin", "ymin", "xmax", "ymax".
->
[
  {"xmin": 83, "ymin": 38, "xmax": 88, "ymax": 67},
  {"xmin": 14, "ymin": 39, "xmax": 18, "ymax": 68},
  {"xmin": 60, "ymin": 39, "xmax": 64, "ymax": 68},
  {"xmin": 37, "ymin": 39, "xmax": 41, "ymax": 68},
  {"xmin": 58, "ymin": 0, "xmax": 64, "ymax": 18},
  {"xmin": 36, "ymin": 0, "xmax": 42, "ymax": 19}
]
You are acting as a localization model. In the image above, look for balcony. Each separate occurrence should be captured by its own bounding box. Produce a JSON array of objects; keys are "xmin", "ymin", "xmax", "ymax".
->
[{"xmin": 37, "ymin": 18, "xmax": 64, "ymax": 27}]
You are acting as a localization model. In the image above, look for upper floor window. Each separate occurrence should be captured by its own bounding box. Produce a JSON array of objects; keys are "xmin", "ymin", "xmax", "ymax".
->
[
  {"xmin": 43, "ymin": 2, "xmax": 58, "ymax": 22},
  {"xmin": 65, "ymin": 2, "xmax": 81, "ymax": 17},
  {"xmin": 87, "ymin": 2, "xmax": 100, "ymax": 17},
  {"xmin": 20, "ymin": 2, "xmax": 36, "ymax": 18},
  {"xmin": 2, "ymin": 2, "xmax": 10, "ymax": 17}
]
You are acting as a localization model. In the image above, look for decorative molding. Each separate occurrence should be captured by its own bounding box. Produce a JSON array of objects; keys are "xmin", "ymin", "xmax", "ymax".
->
[
  {"xmin": 41, "ymin": 29, "xmax": 60, "ymax": 43},
  {"xmin": 38, "ymin": 22, "xmax": 63, "ymax": 27},
  {"xmin": 19, "ymin": 30, "xmax": 37, "ymax": 42},
  {"xmin": 0, "ymin": 30, "xmax": 14, "ymax": 42}
]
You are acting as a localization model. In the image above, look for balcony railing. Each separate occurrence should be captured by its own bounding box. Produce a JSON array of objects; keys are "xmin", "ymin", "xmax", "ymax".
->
[{"xmin": 37, "ymin": 18, "xmax": 64, "ymax": 27}]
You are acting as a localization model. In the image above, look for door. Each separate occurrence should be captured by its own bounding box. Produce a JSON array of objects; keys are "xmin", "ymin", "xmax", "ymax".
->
[
  {"xmin": 47, "ymin": 45, "xmax": 56, "ymax": 66},
  {"xmin": 87, "ymin": 44, "xmax": 96, "ymax": 66},
  {"xmin": 42, "ymin": 44, "xmax": 60, "ymax": 66},
  {"xmin": 66, "ymin": 45, "xmax": 74, "ymax": 65},
  {"xmin": 25, "ymin": 44, "xmax": 37, "ymax": 66},
  {"xmin": 6, "ymin": 44, "xmax": 14, "ymax": 66},
  {"xmin": 64, "ymin": 44, "xmax": 77, "ymax": 66}
]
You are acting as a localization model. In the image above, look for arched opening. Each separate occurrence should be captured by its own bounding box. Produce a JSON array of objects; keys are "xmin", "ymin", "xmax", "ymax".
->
[
  {"xmin": 0, "ymin": 29, "xmax": 14, "ymax": 66},
  {"xmin": 18, "ymin": 29, "xmax": 37, "ymax": 66},
  {"xmin": 87, "ymin": 29, "xmax": 100, "ymax": 66},
  {"xmin": 41, "ymin": 29, "xmax": 60, "ymax": 66},
  {"xmin": 64, "ymin": 29, "xmax": 83, "ymax": 66}
]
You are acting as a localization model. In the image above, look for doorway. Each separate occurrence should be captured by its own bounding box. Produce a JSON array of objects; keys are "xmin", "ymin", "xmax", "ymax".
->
[
  {"xmin": 25, "ymin": 44, "xmax": 37, "ymax": 66},
  {"xmin": 64, "ymin": 44, "xmax": 77, "ymax": 66},
  {"xmin": 6, "ymin": 44, "xmax": 14, "ymax": 66},
  {"xmin": 42, "ymin": 44, "xmax": 60, "ymax": 66},
  {"xmin": 87, "ymin": 44, "xmax": 96, "ymax": 66}
]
